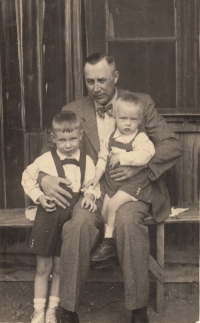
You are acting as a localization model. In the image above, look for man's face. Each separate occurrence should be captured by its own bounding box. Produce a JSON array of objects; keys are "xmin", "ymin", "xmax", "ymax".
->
[
  {"xmin": 115, "ymin": 100, "xmax": 142, "ymax": 135},
  {"xmin": 52, "ymin": 128, "xmax": 83, "ymax": 156},
  {"xmin": 84, "ymin": 58, "xmax": 119, "ymax": 106}
]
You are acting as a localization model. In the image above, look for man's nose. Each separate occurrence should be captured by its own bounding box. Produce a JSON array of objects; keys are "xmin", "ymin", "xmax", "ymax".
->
[
  {"xmin": 93, "ymin": 81, "xmax": 100, "ymax": 93},
  {"xmin": 126, "ymin": 119, "xmax": 131, "ymax": 125}
]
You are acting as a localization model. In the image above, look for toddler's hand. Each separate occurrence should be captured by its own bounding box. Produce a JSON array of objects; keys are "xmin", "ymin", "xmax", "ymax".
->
[
  {"xmin": 38, "ymin": 195, "xmax": 56, "ymax": 212},
  {"xmin": 109, "ymin": 154, "xmax": 120, "ymax": 169},
  {"xmin": 81, "ymin": 195, "xmax": 97, "ymax": 212},
  {"xmin": 84, "ymin": 178, "xmax": 99, "ymax": 189}
]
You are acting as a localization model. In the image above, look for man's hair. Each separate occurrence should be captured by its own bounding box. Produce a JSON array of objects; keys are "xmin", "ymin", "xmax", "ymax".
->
[
  {"xmin": 117, "ymin": 93, "xmax": 144, "ymax": 115},
  {"xmin": 83, "ymin": 53, "xmax": 116, "ymax": 70},
  {"xmin": 52, "ymin": 111, "xmax": 82, "ymax": 133}
]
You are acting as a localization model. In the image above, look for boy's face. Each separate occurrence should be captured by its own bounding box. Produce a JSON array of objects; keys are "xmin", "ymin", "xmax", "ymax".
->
[
  {"xmin": 115, "ymin": 100, "xmax": 142, "ymax": 135},
  {"xmin": 52, "ymin": 128, "xmax": 83, "ymax": 156}
]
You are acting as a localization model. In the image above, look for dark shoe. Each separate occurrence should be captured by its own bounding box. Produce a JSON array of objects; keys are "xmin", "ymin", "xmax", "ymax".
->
[
  {"xmin": 91, "ymin": 256, "xmax": 119, "ymax": 269},
  {"xmin": 131, "ymin": 307, "xmax": 149, "ymax": 323},
  {"xmin": 91, "ymin": 238, "xmax": 117, "ymax": 262},
  {"xmin": 60, "ymin": 308, "xmax": 79, "ymax": 323}
]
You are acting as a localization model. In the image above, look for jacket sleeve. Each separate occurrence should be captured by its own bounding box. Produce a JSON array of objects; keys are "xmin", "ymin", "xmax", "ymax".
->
[{"xmin": 142, "ymin": 94, "xmax": 182, "ymax": 180}]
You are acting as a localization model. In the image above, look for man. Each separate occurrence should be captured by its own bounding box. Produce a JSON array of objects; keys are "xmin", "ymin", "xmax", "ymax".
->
[{"xmin": 40, "ymin": 53, "xmax": 182, "ymax": 323}]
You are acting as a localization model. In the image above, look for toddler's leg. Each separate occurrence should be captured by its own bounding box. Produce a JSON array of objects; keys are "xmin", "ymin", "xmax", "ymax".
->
[
  {"xmin": 105, "ymin": 190, "xmax": 133, "ymax": 237},
  {"xmin": 46, "ymin": 256, "xmax": 60, "ymax": 323},
  {"xmin": 32, "ymin": 256, "xmax": 52, "ymax": 323},
  {"xmin": 91, "ymin": 191, "xmax": 132, "ymax": 263}
]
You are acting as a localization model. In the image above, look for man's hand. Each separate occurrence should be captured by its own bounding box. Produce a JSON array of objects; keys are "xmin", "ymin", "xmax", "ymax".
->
[
  {"xmin": 81, "ymin": 194, "xmax": 97, "ymax": 212},
  {"xmin": 109, "ymin": 165, "xmax": 146, "ymax": 182},
  {"xmin": 38, "ymin": 195, "xmax": 57, "ymax": 212},
  {"xmin": 40, "ymin": 175, "xmax": 72, "ymax": 209},
  {"xmin": 109, "ymin": 154, "xmax": 120, "ymax": 169}
]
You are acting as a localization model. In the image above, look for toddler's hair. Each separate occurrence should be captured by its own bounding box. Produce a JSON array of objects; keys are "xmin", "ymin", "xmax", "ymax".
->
[
  {"xmin": 117, "ymin": 93, "xmax": 144, "ymax": 115},
  {"xmin": 52, "ymin": 111, "xmax": 82, "ymax": 133}
]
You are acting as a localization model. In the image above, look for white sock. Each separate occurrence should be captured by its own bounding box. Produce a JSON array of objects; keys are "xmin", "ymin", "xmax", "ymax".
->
[
  {"xmin": 33, "ymin": 298, "xmax": 46, "ymax": 311},
  {"xmin": 104, "ymin": 224, "xmax": 114, "ymax": 238},
  {"xmin": 48, "ymin": 296, "xmax": 60, "ymax": 309}
]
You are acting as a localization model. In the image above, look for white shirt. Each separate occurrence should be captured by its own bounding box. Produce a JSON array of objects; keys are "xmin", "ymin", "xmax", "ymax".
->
[
  {"xmin": 94, "ymin": 90, "xmax": 117, "ymax": 152},
  {"xmin": 96, "ymin": 129, "xmax": 155, "ymax": 172},
  {"xmin": 22, "ymin": 149, "xmax": 101, "ymax": 203}
]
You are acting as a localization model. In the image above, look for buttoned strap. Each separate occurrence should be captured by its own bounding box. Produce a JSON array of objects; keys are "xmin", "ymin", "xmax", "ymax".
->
[{"xmin": 108, "ymin": 132, "xmax": 135, "ymax": 152}]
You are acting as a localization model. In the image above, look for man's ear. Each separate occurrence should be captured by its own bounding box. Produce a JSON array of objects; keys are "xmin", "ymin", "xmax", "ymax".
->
[
  {"xmin": 51, "ymin": 132, "xmax": 56, "ymax": 143},
  {"xmin": 114, "ymin": 70, "xmax": 119, "ymax": 84}
]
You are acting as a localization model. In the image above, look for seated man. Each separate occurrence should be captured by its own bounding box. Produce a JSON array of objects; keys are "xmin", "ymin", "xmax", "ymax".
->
[{"xmin": 39, "ymin": 53, "xmax": 182, "ymax": 323}]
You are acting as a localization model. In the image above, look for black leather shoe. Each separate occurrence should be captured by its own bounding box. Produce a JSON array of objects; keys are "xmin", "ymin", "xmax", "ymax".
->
[
  {"xmin": 60, "ymin": 307, "xmax": 79, "ymax": 323},
  {"xmin": 91, "ymin": 238, "xmax": 117, "ymax": 262},
  {"xmin": 131, "ymin": 307, "xmax": 149, "ymax": 323}
]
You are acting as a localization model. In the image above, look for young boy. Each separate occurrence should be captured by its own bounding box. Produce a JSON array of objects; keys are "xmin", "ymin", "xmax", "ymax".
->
[
  {"xmin": 22, "ymin": 111, "xmax": 101, "ymax": 323},
  {"xmin": 86, "ymin": 93, "xmax": 155, "ymax": 262}
]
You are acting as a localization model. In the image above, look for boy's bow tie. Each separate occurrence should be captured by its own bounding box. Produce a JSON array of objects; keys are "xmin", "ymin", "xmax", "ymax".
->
[{"xmin": 96, "ymin": 104, "xmax": 113, "ymax": 118}]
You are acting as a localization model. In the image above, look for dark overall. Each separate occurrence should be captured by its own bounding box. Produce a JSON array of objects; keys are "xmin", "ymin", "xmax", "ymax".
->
[
  {"xmin": 104, "ymin": 131, "xmax": 153, "ymax": 203},
  {"xmin": 28, "ymin": 150, "xmax": 86, "ymax": 257}
]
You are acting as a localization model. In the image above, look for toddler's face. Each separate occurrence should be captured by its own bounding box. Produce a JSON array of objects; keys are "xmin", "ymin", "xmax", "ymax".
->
[
  {"xmin": 52, "ymin": 128, "xmax": 82, "ymax": 156},
  {"xmin": 115, "ymin": 100, "xmax": 142, "ymax": 135}
]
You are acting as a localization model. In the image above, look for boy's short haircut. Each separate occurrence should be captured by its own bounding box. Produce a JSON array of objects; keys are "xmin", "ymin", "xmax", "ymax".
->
[
  {"xmin": 117, "ymin": 93, "xmax": 144, "ymax": 115},
  {"xmin": 52, "ymin": 111, "xmax": 82, "ymax": 133}
]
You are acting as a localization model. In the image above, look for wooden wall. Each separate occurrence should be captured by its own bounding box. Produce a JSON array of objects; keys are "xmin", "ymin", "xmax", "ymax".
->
[{"xmin": 0, "ymin": 0, "xmax": 85, "ymax": 209}]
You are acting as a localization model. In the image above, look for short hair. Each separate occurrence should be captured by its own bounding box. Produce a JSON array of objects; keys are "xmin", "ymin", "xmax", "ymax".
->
[
  {"xmin": 116, "ymin": 93, "xmax": 144, "ymax": 115},
  {"xmin": 83, "ymin": 53, "xmax": 116, "ymax": 70},
  {"xmin": 52, "ymin": 111, "xmax": 82, "ymax": 133}
]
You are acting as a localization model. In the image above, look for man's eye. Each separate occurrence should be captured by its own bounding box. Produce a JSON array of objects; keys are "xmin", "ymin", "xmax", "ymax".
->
[
  {"xmin": 98, "ymin": 80, "xmax": 106, "ymax": 84},
  {"xmin": 87, "ymin": 80, "xmax": 94, "ymax": 85}
]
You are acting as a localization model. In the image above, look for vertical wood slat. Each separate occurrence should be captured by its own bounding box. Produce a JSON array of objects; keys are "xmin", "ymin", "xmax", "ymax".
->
[
  {"xmin": 15, "ymin": 0, "xmax": 25, "ymax": 133},
  {"xmin": 65, "ymin": 0, "xmax": 73, "ymax": 103},
  {"xmin": 73, "ymin": 0, "xmax": 83, "ymax": 100},
  {"xmin": 36, "ymin": 0, "xmax": 45, "ymax": 131},
  {"xmin": 0, "ymin": 23, "xmax": 6, "ymax": 208},
  {"xmin": 1, "ymin": 0, "xmax": 25, "ymax": 208},
  {"xmin": 84, "ymin": 0, "xmax": 94, "ymax": 56},
  {"xmin": 175, "ymin": 0, "xmax": 181, "ymax": 109}
]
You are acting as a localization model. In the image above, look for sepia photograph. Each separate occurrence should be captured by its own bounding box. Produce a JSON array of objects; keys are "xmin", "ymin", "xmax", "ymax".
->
[{"xmin": 0, "ymin": 1, "xmax": 199, "ymax": 322}]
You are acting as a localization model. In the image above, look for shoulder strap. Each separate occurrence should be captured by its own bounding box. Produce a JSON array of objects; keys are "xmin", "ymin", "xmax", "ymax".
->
[
  {"xmin": 79, "ymin": 150, "xmax": 86, "ymax": 186},
  {"xmin": 51, "ymin": 150, "xmax": 66, "ymax": 178},
  {"xmin": 108, "ymin": 131, "xmax": 116, "ymax": 152}
]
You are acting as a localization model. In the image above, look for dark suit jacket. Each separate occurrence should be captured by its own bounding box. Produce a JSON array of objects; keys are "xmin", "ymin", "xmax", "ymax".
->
[{"xmin": 43, "ymin": 89, "xmax": 182, "ymax": 222}]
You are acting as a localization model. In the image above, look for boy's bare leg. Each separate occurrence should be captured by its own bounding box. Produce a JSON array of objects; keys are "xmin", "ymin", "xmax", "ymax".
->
[{"xmin": 105, "ymin": 190, "xmax": 133, "ymax": 236}]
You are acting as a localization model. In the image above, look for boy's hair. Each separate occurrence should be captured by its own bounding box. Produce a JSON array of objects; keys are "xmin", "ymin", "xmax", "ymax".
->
[
  {"xmin": 52, "ymin": 111, "xmax": 82, "ymax": 133},
  {"xmin": 116, "ymin": 93, "xmax": 144, "ymax": 115},
  {"xmin": 83, "ymin": 53, "xmax": 116, "ymax": 70}
]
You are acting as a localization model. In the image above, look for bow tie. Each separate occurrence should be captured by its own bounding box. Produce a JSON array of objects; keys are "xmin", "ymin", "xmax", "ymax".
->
[
  {"xmin": 96, "ymin": 104, "xmax": 113, "ymax": 119},
  {"xmin": 61, "ymin": 158, "xmax": 80, "ymax": 166}
]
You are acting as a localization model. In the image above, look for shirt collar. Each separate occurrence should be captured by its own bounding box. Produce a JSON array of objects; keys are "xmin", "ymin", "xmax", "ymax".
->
[
  {"xmin": 94, "ymin": 89, "xmax": 118, "ymax": 111},
  {"xmin": 56, "ymin": 149, "xmax": 80, "ymax": 161},
  {"xmin": 113, "ymin": 128, "xmax": 138, "ymax": 140}
]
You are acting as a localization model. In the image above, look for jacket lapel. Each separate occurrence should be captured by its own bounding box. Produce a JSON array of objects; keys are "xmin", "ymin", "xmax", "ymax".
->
[{"xmin": 80, "ymin": 97, "xmax": 100, "ymax": 153}]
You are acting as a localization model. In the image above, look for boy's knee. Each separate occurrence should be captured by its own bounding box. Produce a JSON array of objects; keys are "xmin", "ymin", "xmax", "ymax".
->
[{"xmin": 36, "ymin": 256, "xmax": 52, "ymax": 276}]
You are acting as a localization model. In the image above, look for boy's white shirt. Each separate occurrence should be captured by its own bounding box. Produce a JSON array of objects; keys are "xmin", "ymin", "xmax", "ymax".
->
[
  {"xmin": 96, "ymin": 128, "xmax": 155, "ymax": 172},
  {"xmin": 22, "ymin": 149, "xmax": 101, "ymax": 204}
]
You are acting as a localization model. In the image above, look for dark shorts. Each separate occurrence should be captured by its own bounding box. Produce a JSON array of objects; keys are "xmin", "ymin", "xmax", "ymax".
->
[{"xmin": 28, "ymin": 188, "xmax": 79, "ymax": 257}]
